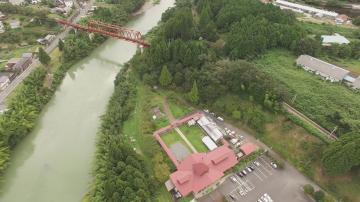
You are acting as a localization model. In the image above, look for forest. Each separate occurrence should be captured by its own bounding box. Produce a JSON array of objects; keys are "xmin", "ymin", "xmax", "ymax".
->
[{"xmin": 127, "ymin": 0, "xmax": 359, "ymax": 200}]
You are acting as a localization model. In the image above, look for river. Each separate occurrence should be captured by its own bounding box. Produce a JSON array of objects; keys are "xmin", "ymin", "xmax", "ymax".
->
[{"xmin": 0, "ymin": 0, "xmax": 175, "ymax": 201}]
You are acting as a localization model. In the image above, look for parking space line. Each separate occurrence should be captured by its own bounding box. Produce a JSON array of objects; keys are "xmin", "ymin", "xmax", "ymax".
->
[
  {"xmin": 254, "ymin": 166, "xmax": 268, "ymax": 178},
  {"xmin": 259, "ymin": 163, "xmax": 273, "ymax": 176},
  {"xmin": 252, "ymin": 170, "xmax": 264, "ymax": 181},
  {"xmin": 259, "ymin": 156, "xmax": 274, "ymax": 170},
  {"xmin": 258, "ymin": 158, "xmax": 274, "ymax": 174}
]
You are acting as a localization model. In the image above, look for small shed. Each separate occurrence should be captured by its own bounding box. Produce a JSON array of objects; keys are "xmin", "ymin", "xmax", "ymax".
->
[{"xmin": 240, "ymin": 142, "xmax": 258, "ymax": 156}]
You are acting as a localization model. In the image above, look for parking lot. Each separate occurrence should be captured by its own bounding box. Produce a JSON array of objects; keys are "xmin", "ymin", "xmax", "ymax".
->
[{"xmin": 198, "ymin": 155, "xmax": 311, "ymax": 202}]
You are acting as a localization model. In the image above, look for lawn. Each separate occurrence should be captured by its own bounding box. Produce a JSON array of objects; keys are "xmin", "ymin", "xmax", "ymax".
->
[
  {"xmin": 161, "ymin": 130, "xmax": 185, "ymax": 147},
  {"xmin": 179, "ymin": 125, "xmax": 208, "ymax": 153},
  {"xmin": 255, "ymin": 50, "xmax": 360, "ymax": 132}
]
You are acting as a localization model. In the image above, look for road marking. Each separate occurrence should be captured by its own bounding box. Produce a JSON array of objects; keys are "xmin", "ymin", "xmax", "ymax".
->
[
  {"xmin": 255, "ymin": 165, "xmax": 268, "ymax": 178},
  {"xmin": 252, "ymin": 170, "xmax": 264, "ymax": 181},
  {"xmin": 259, "ymin": 157, "xmax": 274, "ymax": 173}
]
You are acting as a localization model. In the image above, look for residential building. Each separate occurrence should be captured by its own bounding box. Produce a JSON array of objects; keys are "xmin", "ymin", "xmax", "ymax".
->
[
  {"xmin": 0, "ymin": 21, "xmax": 4, "ymax": 33},
  {"xmin": 274, "ymin": 0, "xmax": 338, "ymax": 18},
  {"xmin": 37, "ymin": 34, "xmax": 56, "ymax": 45},
  {"xmin": 296, "ymin": 55, "xmax": 350, "ymax": 82},
  {"xmin": 9, "ymin": 19, "xmax": 20, "ymax": 29},
  {"xmin": 8, "ymin": 53, "xmax": 33, "ymax": 73},
  {"xmin": 335, "ymin": 14, "xmax": 349, "ymax": 24},
  {"xmin": 351, "ymin": 77, "xmax": 360, "ymax": 90},
  {"xmin": 5, "ymin": 58, "xmax": 21, "ymax": 71},
  {"xmin": 167, "ymin": 146, "xmax": 238, "ymax": 197},
  {"xmin": 321, "ymin": 33, "xmax": 350, "ymax": 46},
  {"xmin": 0, "ymin": 73, "xmax": 11, "ymax": 90},
  {"xmin": 0, "ymin": 11, "xmax": 6, "ymax": 20}
]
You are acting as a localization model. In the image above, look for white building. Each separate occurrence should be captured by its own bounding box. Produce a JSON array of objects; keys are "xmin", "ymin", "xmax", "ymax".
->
[
  {"xmin": 201, "ymin": 136, "xmax": 218, "ymax": 151},
  {"xmin": 321, "ymin": 33, "xmax": 350, "ymax": 46},
  {"xmin": 296, "ymin": 55, "xmax": 350, "ymax": 82},
  {"xmin": 275, "ymin": 0, "xmax": 338, "ymax": 18}
]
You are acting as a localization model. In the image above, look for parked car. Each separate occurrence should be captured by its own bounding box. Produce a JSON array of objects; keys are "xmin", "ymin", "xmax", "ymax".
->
[
  {"xmin": 217, "ymin": 116, "xmax": 224, "ymax": 121},
  {"xmin": 229, "ymin": 194, "xmax": 236, "ymax": 200},
  {"xmin": 237, "ymin": 172, "xmax": 244, "ymax": 177},
  {"xmin": 204, "ymin": 109, "xmax": 209, "ymax": 113},
  {"xmin": 249, "ymin": 166, "xmax": 255, "ymax": 171},
  {"xmin": 241, "ymin": 170, "xmax": 247, "ymax": 175},
  {"xmin": 246, "ymin": 167, "xmax": 253, "ymax": 172},
  {"xmin": 230, "ymin": 176, "xmax": 238, "ymax": 183},
  {"xmin": 270, "ymin": 162, "xmax": 278, "ymax": 169},
  {"xmin": 254, "ymin": 161, "xmax": 260, "ymax": 166}
]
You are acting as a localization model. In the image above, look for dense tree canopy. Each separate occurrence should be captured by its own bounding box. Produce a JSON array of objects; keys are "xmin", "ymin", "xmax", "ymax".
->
[{"xmin": 322, "ymin": 134, "xmax": 360, "ymax": 175}]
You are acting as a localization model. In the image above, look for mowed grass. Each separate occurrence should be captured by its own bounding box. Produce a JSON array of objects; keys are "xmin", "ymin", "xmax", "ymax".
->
[
  {"xmin": 255, "ymin": 50, "xmax": 360, "ymax": 131},
  {"xmin": 179, "ymin": 125, "xmax": 208, "ymax": 153},
  {"xmin": 162, "ymin": 130, "xmax": 185, "ymax": 147}
]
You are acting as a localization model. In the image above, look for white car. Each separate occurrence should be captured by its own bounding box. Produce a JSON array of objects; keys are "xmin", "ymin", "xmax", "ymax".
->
[
  {"xmin": 230, "ymin": 176, "xmax": 238, "ymax": 184},
  {"xmin": 254, "ymin": 161, "xmax": 260, "ymax": 166},
  {"xmin": 270, "ymin": 162, "xmax": 278, "ymax": 169},
  {"xmin": 204, "ymin": 109, "xmax": 209, "ymax": 113},
  {"xmin": 217, "ymin": 116, "xmax": 224, "ymax": 121}
]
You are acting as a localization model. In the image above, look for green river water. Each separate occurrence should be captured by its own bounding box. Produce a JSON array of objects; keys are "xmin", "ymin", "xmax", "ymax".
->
[{"xmin": 0, "ymin": 1, "xmax": 175, "ymax": 201}]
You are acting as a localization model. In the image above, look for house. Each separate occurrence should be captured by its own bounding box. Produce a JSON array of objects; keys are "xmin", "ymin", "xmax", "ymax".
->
[
  {"xmin": 296, "ymin": 55, "xmax": 350, "ymax": 82},
  {"xmin": 321, "ymin": 33, "xmax": 350, "ymax": 46},
  {"xmin": 0, "ymin": 73, "xmax": 11, "ymax": 90},
  {"xmin": 0, "ymin": 11, "xmax": 6, "ymax": 20},
  {"xmin": 9, "ymin": 19, "xmax": 20, "ymax": 29},
  {"xmin": 335, "ymin": 14, "xmax": 349, "ymax": 24},
  {"xmin": 351, "ymin": 77, "xmax": 360, "ymax": 90},
  {"xmin": 0, "ymin": 21, "xmax": 4, "ymax": 33},
  {"xmin": 8, "ymin": 53, "xmax": 33, "ymax": 73},
  {"xmin": 5, "ymin": 58, "xmax": 21, "ymax": 71},
  {"xmin": 37, "ymin": 34, "xmax": 56, "ymax": 45},
  {"xmin": 274, "ymin": 0, "xmax": 338, "ymax": 19},
  {"xmin": 167, "ymin": 146, "xmax": 238, "ymax": 197}
]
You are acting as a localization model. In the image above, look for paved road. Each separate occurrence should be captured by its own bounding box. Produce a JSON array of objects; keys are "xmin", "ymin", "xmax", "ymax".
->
[{"xmin": 0, "ymin": 0, "xmax": 93, "ymax": 110}]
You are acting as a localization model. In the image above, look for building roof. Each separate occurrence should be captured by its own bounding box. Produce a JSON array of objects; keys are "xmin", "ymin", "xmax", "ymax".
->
[
  {"xmin": 321, "ymin": 33, "xmax": 350, "ymax": 45},
  {"xmin": 202, "ymin": 136, "xmax": 218, "ymax": 151},
  {"xmin": 170, "ymin": 146, "xmax": 237, "ymax": 196},
  {"xmin": 296, "ymin": 55, "xmax": 350, "ymax": 81},
  {"xmin": 0, "ymin": 74, "xmax": 10, "ymax": 83},
  {"xmin": 7, "ymin": 58, "xmax": 21, "ymax": 64},
  {"xmin": 240, "ymin": 142, "xmax": 258, "ymax": 155},
  {"xmin": 197, "ymin": 116, "xmax": 223, "ymax": 142},
  {"xmin": 351, "ymin": 77, "xmax": 360, "ymax": 89},
  {"xmin": 336, "ymin": 14, "xmax": 349, "ymax": 21},
  {"xmin": 275, "ymin": 0, "xmax": 338, "ymax": 17}
]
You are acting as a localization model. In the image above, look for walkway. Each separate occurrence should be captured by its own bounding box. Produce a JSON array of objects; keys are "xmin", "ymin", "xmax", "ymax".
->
[{"xmin": 162, "ymin": 98, "xmax": 198, "ymax": 153}]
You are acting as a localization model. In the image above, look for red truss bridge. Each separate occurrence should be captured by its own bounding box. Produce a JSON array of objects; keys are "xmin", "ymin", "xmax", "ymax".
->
[{"xmin": 56, "ymin": 19, "xmax": 150, "ymax": 47}]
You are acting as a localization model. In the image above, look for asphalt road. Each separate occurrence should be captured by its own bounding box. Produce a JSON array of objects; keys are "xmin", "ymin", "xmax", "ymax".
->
[{"xmin": 0, "ymin": 1, "xmax": 93, "ymax": 110}]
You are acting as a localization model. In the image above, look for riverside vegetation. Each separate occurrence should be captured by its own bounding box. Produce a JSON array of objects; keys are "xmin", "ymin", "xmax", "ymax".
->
[{"xmin": 0, "ymin": 0, "xmax": 145, "ymax": 183}]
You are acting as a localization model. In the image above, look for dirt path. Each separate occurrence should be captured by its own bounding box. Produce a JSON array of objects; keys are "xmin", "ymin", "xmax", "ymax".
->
[{"xmin": 162, "ymin": 98, "xmax": 176, "ymax": 122}]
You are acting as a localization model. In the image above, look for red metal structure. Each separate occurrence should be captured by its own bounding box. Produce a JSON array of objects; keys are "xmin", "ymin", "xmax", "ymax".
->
[{"xmin": 56, "ymin": 19, "xmax": 150, "ymax": 47}]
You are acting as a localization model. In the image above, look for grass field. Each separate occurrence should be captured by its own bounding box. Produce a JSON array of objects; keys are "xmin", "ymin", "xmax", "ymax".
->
[
  {"xmin": 168, "ymin": 100, "xmax": 191, "ymax": 119},
  {"xmin": 300, "ymin": 21, "xmax": 358, "ymax": 39},
  {"xmin": 162, "ymin": 130, "xmax": 185, "ymax": 146},
  {"xmin": 179, "ymin": 125, "xmax": 208, "ymax": 153},
  {"xmin": 255, "ymin": 50, "xmax": 360, "ymax": 132}
]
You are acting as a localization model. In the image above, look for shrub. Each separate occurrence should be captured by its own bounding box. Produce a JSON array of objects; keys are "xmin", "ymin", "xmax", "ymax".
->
[
  {"xmin": 314, "ymin": 190, "xmax": 325, "ymax": 202},
  {"xmin": 303, "ymin": 184, "xmax": 315, "ymax": 195}
]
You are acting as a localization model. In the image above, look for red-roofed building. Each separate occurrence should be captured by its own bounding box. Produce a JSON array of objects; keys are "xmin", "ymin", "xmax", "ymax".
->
[
  {"xmin": 240, "ymin": 142, "xmax": 258, "ymax": 155},
  {"xmin": 169, "ymin": 146, "xmax": 237, "ymax": 196}
]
